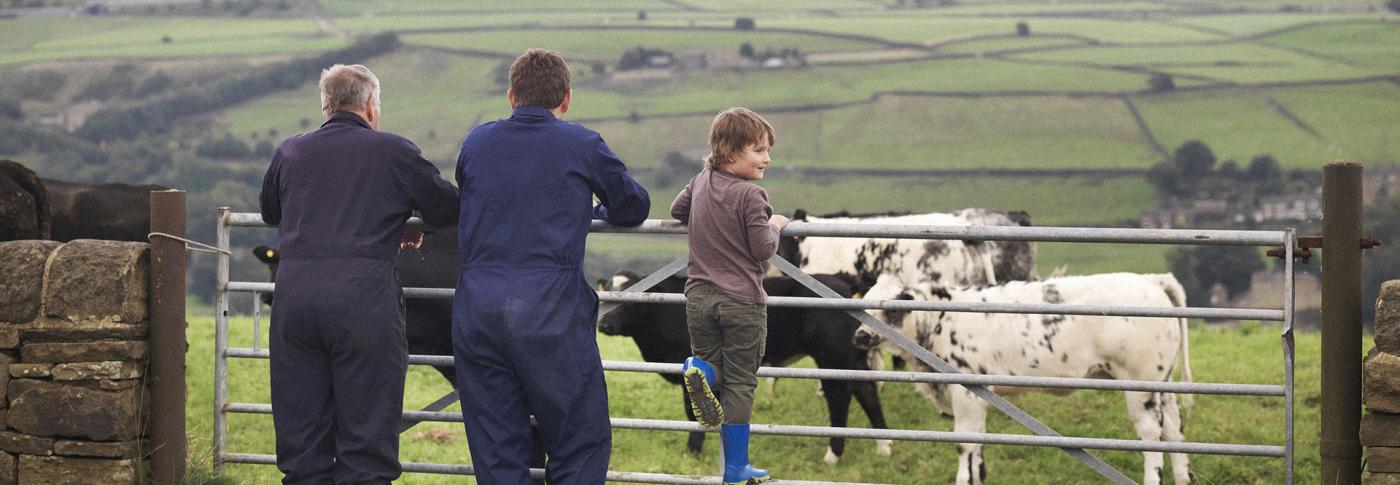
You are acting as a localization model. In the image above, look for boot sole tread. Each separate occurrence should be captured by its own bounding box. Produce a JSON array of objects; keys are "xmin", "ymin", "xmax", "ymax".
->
[{"xmin": 684, "ymin": 368, "xmax": 724, "ymax": 429}]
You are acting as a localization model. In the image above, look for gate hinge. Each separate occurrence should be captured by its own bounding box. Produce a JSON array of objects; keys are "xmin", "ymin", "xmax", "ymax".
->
[{"xmin": 1267, "ymin": 235, "xmax": 1381, "ymax": 263}]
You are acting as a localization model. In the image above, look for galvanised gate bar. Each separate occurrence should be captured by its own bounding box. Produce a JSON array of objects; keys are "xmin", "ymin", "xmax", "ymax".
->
[{"xmin": 214, "ymin": 209, "xmax": 1297, "ymax": 484}]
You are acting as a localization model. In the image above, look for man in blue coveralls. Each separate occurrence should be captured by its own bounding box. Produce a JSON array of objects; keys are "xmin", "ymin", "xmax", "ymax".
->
[
  {"xmin": 260, "ymin": 64, "xmax": 459, "ymax": 484},
  {"xmin": 452, "ymin": 48, "xmax": 651, "ymax": 484}
]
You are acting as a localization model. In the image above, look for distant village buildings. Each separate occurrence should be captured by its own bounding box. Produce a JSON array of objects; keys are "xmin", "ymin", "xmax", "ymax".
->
[{"xmin": 1139, "ymin": 165, "xmax": 1400, "ymax": 229}]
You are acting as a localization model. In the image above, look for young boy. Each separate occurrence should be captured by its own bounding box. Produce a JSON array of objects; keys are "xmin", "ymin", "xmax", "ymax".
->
[
  {"xmin": 671, "ymin": 107, "xmax": 788, "ymax": 485},
  {"xmin": 452, "ymin": 48, "xmax": 651, "ymax": 484}
]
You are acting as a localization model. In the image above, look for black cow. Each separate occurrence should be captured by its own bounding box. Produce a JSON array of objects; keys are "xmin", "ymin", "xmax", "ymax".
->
[
  {"xmin": 597, "ymin": 270, "xmax": 891, "ymax": 464},
  {"xmin": 253, "ymin": 229, "xmax": 459, "ymax": 384},
  {"xmin": 43, "ymin": 179, "xmax": 168, "ymax": 242},
  {"xmin": 0, "ymin": 159, "xmax": 49, "ymax": 241}
]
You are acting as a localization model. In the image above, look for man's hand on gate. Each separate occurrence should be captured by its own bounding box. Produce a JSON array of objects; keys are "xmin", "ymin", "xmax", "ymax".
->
[{"xmin": 401, "ymin": 230, "xmax": 424, "ymax": 250}]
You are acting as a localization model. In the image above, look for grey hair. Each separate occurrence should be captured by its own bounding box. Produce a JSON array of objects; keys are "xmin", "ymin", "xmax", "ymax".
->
[{"xmin": 319, "ymin": 64, "xmax": 380, "ymax": 117}]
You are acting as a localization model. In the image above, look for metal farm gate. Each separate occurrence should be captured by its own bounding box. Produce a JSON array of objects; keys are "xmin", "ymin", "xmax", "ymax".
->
[{"xmin": 213, "ymin": 208, "xmax": 1297, "ymax": 484}]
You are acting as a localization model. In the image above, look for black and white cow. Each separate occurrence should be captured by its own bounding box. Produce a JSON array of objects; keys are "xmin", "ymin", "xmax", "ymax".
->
[
  {"xmin": 253, "ymin": 230, "xmax": 459, "ymax": 384},
  {"xmin": 856, "ymin": 273, "xmax": 1194, "ymax": 485},
  {"xmin": 777, "ymin": 209, "xmax": 1037, "ymax": 296},
  {"xmin": 597, "ymin": 270, "xmax": 891, "ymax": 464}
]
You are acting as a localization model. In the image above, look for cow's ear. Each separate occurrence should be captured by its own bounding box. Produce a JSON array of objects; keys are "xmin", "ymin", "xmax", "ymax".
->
[
  {"xmin": 253, "ymin": 246, "xmax": 279, "ymax": 264},
  {"xmin": 595, "ymin": 279, "xmax": 609, "ymax": 291}
]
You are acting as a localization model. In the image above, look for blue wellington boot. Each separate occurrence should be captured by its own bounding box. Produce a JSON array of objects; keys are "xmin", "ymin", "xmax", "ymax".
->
[
  {"xmin": 682, "ymin": 356, "xmax": 724, "ymax": 428},
  {"xmin": 721, "ymin": 423, "xmax": 771, "ymax": 485}
]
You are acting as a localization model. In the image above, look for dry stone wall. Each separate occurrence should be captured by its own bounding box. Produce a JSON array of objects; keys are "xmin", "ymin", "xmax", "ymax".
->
[
  {"xmin": 0, "ymin": 240, "xmax": 151, "ymax": 485},
  {"xmin": 1366, "ymin": 280, "xmax": 1400, "ymax": 484}
]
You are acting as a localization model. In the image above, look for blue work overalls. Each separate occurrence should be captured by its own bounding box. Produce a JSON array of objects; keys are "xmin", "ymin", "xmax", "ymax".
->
[
  {"xmin": 260, "ymin": 112, "xmax": 458, "ymax": 484},
  {"xmin": 452, "ymin": 105, "xmax": 650, "ymax": 484}
]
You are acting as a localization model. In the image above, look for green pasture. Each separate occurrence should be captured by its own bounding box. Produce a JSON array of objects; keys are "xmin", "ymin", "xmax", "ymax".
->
[
  {"xmin": 401, "ymin": 28, "xmax": 887, "ymax": 62},
  {"xmin": 761, "ymin": 16, "xmax": 1220, "ymax": 46},
  {"xmin": 221, "ymin": 49, "xmax": 1156, "ymax": 165},
  {"xmin": 0, "ymin": 17, "xmax": 334, "ymax": 64},
  {"xmin": 1261, "ymin": 21, "xmax": 1400, "ymax": 71},
  {"xmin": 756, "ymin": 175, "xmax": 1155, "ymax": 227},
  {"xmin": 319, "ymin": 0, "xmax": 669, "ymax": 17},
  {"xmin": 936, "ymin": 35, "xmax": 1090, "ymax": 55},
  {"xmin": 1009, "ymin": 40, "xmax": 1397, "ymax": 85},
  {"xmin": 807, "ymin": 94, "xmax": 1158, "ymax": 170},
  {"xmin": 188, "ymin": 307, "xmax": 1337, "ymax": 484},
  {"xmin": 1268, "ymin": 82, "xmax": 1400, "ymax": 165},
  {"xmin": 333, "ymin": 12, "xmax": 693, "ymax": 34},
  {"xmin": 1132, "ymin": 88, "xmax": 1342, "ymax": 170},
  {"xmin": 1172, "ymin": 13, "xmax": 1385, "ymax": 37}
]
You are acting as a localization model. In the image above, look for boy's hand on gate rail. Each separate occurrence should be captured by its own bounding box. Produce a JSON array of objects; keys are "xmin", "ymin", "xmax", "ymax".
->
[{"xmin": 769, "ymin": 215, "xmax": 790, "ymax": 230}]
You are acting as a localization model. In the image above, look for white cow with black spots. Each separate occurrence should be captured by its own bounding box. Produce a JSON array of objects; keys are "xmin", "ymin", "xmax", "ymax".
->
[
  {"xmin": 855, "ymin": 273, "xmax": 1194, "ymax": 485},
  {"xmin": 777, "ymin": 209, "xmax": 1038, "ymax": 296}
]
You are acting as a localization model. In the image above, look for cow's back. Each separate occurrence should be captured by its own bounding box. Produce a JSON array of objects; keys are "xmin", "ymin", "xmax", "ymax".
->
[
  {"xmin": 45, "ymin": 179, "xmax": 166, "ymax": 242},
  {"xmin": 0, "ymin": 160, "xmax": 48, "ymax": 240},
  {"xmin": 935, "ymin": 273, "xmax": 1183, "ymax": 380}
]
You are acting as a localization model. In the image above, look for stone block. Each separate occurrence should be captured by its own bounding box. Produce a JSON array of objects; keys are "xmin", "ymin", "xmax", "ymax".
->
[
  {"xmin": 20, "ymin": 341, "xmax": 146, "ymax": 364},
  {"xmin": 0, "ymin": 241, "xmax": 61, "ymax": 325},
  {"xmin": 20, "ymin": 326, "xmax": 146, "ymax": 343},
  {"xmin": 1364, "ymin": 413, "xmax": 1400, "ymax": 447},
  {"xmin": 1376, "ymin": 447, "xmax": 1400, "ymax": 473},
  {"xmin": 7, "ymin": 380, "xmax": 140, "ymax": 441},
  {"xmin": 1367, "ymin": 348, "xmax": 1400, "ymax": 413},
  {"xmin": 97, "ymin": 379, "xmax": 141, "ymax": 391},
  {"xmin": 1367, "ymin": 471, "xmax": 1400, "ymax": 485},
  {"xmin": 17, "ymin": 455, "xmax": 135, "ymax": 485},
  {"xmin": 0, "ymin": 331, "xmax": 16, "ymax": 350},
  {"xmin": 0, "ymin": 431, "xmax": 52, "ymax": 456},
  {"xmin": 0, "ymin": 409, "xmax": 6, "ymax": 430},
  {"xmin": 51, "ymin": 361, "xmax": 142, "ymax": 381},
  {"xmin": 53, "ymin": 440, "xmax": 143, "ymax": 458},
  {"xmin": 1380, "ymin": 281, "xmax": 1400, "ymax": 354},
  {"xmin": 7, "ymin": 365, "xmax": 49, "ymax": 379},
  {"xmin": 0, "ymin": 452, "xmax": 12, "ymax": 485},
  {"xmin": 42, "ymin": 241, "xmax": 149, "ymax": 324}
]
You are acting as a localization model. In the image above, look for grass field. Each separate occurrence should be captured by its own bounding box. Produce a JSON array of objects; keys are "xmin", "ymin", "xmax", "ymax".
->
[
  {"xmin": 1132, "ymin": 88, "xmax": 1338, "ymax": 170},
  {"xmin": 1174, "ymin": 14, "xmax": 1384, "ymax": 37},
  {"xmin": 402, "ymin": 28, "xmax": 888, "ymax": 61},
  {"xmin": 188, "ymin": 306, "xmax": 1343, "ymax": 484},
  {"xmin": 1261, "ymin": 21, "xmax": 1400, "ymax": 71}
]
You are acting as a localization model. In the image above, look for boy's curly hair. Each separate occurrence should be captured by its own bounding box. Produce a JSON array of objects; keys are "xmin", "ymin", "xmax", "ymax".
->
[
  {"xmin": 509, "ymin": 48, "xmax": 570, "ymax": 109},
  {"xmin": 706, "ymin": 107, "xmax": 774, "ymax": 171}
]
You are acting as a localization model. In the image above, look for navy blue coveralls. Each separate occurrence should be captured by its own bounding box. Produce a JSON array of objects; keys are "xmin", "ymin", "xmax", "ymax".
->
[
  {"xmin": 453, "ymin": 105, "xmax": 650, "ymax": 484},
  {"xmin": 260, "ymin": 112, "xmax": 458, "ymax": 484}
]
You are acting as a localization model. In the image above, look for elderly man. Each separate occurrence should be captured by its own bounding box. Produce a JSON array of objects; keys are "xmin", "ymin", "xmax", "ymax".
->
[{"xmin": 260, "ymin": 64, "xmax": 458, "ymax": 484}]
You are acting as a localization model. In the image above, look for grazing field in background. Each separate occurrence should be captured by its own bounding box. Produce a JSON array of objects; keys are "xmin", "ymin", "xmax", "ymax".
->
[{"xmin": 189, "ymin": 309, "xmax": 1345, "ymax": 484}]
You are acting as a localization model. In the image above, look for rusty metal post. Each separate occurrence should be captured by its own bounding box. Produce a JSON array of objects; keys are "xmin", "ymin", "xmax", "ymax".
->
[
  {"xmin": 1321, "ymin": 161, "xmax": 1362, "ymax": 485},
  {"xmin": 149, "ymin": 190, "xmax": 187, "ymax": 483}
]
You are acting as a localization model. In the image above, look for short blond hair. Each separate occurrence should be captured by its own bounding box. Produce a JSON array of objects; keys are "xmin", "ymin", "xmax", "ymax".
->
[
  {"xmin": 319, "ymin": 64, "xmax": 380, "ymax": 117},
  {"xmin": 706, "ymin": 107, "xmax": 774, "ymax": 171}
]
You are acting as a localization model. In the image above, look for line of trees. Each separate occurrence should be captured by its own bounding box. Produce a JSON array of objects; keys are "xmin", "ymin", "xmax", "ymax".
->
[{"xmin": 78, "ymin": 33, "xmax": 401, "ymax": 143}]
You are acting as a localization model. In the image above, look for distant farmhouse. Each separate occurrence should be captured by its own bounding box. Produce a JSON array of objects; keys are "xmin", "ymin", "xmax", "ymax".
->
[{"xmin": 1139, "ymin": 164, "xmax": 1400, "ymax": 229}]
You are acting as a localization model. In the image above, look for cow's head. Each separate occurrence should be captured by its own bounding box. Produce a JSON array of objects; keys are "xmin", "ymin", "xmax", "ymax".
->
[
  {"xmin": 596, "ymin": 270, "xmax": 644, "ymax": 336},
  {"xmin": 252, "ymin": 245, "xmax": 279, "ymax": 306},
  {"xmin": 853, "ymin": 274, "xmax": 915, "ymax": 350}
]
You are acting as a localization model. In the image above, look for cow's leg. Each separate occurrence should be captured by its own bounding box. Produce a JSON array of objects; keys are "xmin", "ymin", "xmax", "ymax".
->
[
  {"xmin": 867, "ymin": 349, "xmax": 886, "ymax": 393},
  {"xmin": 851, "ymin": 379, "xmax": 892, "ymax": 457},
  {"xmin": 819, "ymin": 379, "xmax": 852, "ymax": 464},
  {"xmin": 1125, "ymin": 390, "xmax": 1168, "ymax": 485},
  {"xmin": 951, "ymin": 387, "xmax": 987, "ymax": 485},
  {"xmin": 681, "ymin": 386, "xmax": 705, "ymax": 455},
  {"xmin": 1160, "ymin": 392, "xmax": 1192, "ymax": 484}
]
